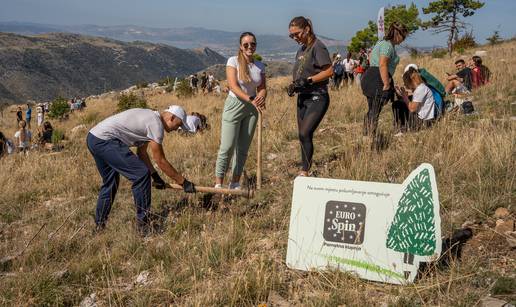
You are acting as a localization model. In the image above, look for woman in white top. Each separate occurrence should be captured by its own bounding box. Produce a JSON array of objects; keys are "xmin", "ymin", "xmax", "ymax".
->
[
  {"xmin": 394, "ymin": 67, "xmax": 436, "ymax": 131},
  {"xmin": 214, "ymin": 32, "xmax": 266, "ymax": 189},
  {"xmin": 14, "ymin": 120, "xmax": 32, "ymax": 153}
]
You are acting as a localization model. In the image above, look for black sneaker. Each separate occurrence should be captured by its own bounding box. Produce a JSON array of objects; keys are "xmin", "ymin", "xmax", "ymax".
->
[{"xmin": 136, "ymin": 220, "xmax": 152, "ymax": 237}]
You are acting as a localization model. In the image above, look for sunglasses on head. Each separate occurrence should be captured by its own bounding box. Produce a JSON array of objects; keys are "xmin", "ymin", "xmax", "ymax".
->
[{"xmin": 242, "ymin": 42, "xmax": 256, "ymax": 49}]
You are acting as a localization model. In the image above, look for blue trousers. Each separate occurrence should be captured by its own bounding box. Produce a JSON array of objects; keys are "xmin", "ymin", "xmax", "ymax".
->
[{"xmin": 86, "ymin": 133, "xmax": 151, "ymax": 225}]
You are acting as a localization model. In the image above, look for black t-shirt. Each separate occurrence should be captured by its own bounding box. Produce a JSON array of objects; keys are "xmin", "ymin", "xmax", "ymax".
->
[
  {"xmin": 16, "ymin": 111, "xmax": 22, "ymax": 121},
  {"xmin": 457, "ymin": 67, "xmax": 472, "ymax": 90},
  {"xmin": 292, "ymin": 39, "xmax": 332, "ymax": 93}
]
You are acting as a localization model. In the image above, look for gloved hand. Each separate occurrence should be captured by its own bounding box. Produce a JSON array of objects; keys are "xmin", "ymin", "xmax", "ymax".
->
[
  {"xmin": 380, "ymin": 89, "xmax": 391, "ymax": 102},
  {"xmin": 294, "ymin": 77, "xmax": 311, "ymax": 89},
  {"xmin": 287, "ymin": 83, "xmax": 296, "ymax": 97},
  {"xmin": 151, "ymin": 172, "xmax": 166, "ymax": 189},
  {"xmin": 182, "ymin": 179, "xmax": 196, "ymax": 193}
]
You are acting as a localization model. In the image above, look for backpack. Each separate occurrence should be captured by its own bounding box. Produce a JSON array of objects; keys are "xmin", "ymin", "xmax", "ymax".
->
[
  {"xmin": 429, "ymin": 86, "xmax": 444, "ymax": 118},
  {"xmin": 333, "ymin": 63, "xmax": 344, "ymax": 75}
]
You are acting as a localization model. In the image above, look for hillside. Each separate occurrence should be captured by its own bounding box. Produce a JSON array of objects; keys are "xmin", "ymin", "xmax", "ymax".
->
[
  {"xmin": 0, "ymin": 22, "xmax": 347, "ymax": 60},
  {"xmin": 199, "ymin": 61, "xmax": 294, "ymax": 80},
  {"xmin": 0, "ymin": 32, "xmax": 226, "ymax": 104},
  {"xmin": 0, "ymin": 41, "xmax": 514, "ymax": 305}
]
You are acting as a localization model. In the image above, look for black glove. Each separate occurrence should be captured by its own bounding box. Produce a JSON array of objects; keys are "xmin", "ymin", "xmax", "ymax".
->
[
  {"xmin": 182, "ymin": 179, "xmax": 196, "ymax": 193},
  {"xmin": 294, "ymin": 77, "xmax": 311, "ymax": 89},
  {"xmin": 380, "ymin": 89, "xmax": 391, "ymax": 102},
  {"xmin": 287, "ymin": 83, "xmax": 296, "ymax": 97},
  {"xmin": 151, "ymin": 172, "xmax": 166, "ymax": 189}
]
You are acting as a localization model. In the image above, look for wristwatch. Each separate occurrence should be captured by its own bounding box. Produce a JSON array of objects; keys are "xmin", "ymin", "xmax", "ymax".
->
[
  {"xmin": 248, "ymin": 95, "xmax": 256, "ymax": 102},
  {"xmin": 307, "ymin": 77, "xmax": 313, "ymax": 84}
]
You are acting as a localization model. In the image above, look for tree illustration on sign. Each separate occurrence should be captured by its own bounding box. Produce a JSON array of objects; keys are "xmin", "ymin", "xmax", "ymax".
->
[{"xmin": 386, "ymin": 168, "xmax": 436, "ymax": 278}]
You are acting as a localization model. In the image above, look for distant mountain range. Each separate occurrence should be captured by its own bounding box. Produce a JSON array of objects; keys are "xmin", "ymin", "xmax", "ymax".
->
[
  {"xmin": 0, "ymin": 31, "xmax": 226, "ymax": 103},
  {"xmin": 0, "ymin": 21, "xmax": 348, "ymax": 61}
]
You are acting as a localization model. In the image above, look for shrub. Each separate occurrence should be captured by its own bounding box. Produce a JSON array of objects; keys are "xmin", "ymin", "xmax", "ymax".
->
[
  {"xmin": 175, "ymin": 79, "xmax": 194, "ymax": 98},
  {"xmin": 117, "ymin": 93, "xmax": 148, "ymax": 112},
  {"xmin": 431, "ymin": 49, "xmax": 447, "ymax": 58},
  {"xmin": 136, "ymin": 81, "xmax": 148, "ymax": 89},
  {"xmin": 48, "ymin": 97, "xmax": 70, "ymax": 119},
  {"xmin": 51, "ymin": 129, "xmax": 65, "ymax": 145},
  {"xmin": 80, "ymin": 112, "xmax": 99, "ymax": 125},
  {"xmin": 453, "ymin": 31, "xmax": 477, "ymax": 51},
  {"xmin": 486, "ymin": 30, "xmax": 502, "ymax": 45},
  {"xmin": 158, "ymin": 77, "xmax": 172, "ymax": 86}
]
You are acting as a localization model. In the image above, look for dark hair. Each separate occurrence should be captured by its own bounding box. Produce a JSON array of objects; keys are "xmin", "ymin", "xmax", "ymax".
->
[
  {"xmin": 0, "ymin": 131, "xmax": 5, "ymax": 141},
  {"xmin": 237, "ymin": 31, "xmax": 257, "ymax": 83},
  {"xmin": 472, "ymin": 55, "xmax": 482, "ymax": 66},
  {"xmin": 384, "ymin": 22, "xmax": 409, "ymax": 41},
  {"xmin": 403, "ymin": 67, "xmax": 418, "ymax": 88},
  {"xmin": 455, "ymin": 59, "xmax": 466, "ymax": 65},
  {"xmin": 289, "ymin": 16, "xmax": 316, "ymax": 46},
  {"xmin": 346, "ymin": 52, "xmax": 352, "ymax": 59},
  {"xmin": 43, "ymin": 121, "xmax": 53, "ymax": 131}
]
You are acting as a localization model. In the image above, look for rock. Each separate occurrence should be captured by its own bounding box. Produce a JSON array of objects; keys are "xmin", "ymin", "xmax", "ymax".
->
[
  {"xmin": 71, "ymin": 124, "xmax": 87, "ymax": 134},
  {"xmin": 494, "ymin": 207, "xmax": 510, "ymax": 219},
  {"xmin": 267, "ymin": 153, "xmax": 278, "ymax": 161},
  {"xmin": 479, "ymin": 296, "xmax": 511, "ymax": 307},
  {"xmin": 52, "ymin": 269, "xmax": 69, "ymax": 279},
  {"xmin": 474, "ymin": 50, "xmax": 487, "ymax": 57},
  {"xmin": 80, "ymin": 293, "xmax": 97, "ymax": 307},
  {"xmin": 461, "ymin": 220, "xmax": 476, "ymax": 228},
  {"xmin": 0, "ymin": 255, "xmax": 16, "ymax": 271},
  {"xmin": 505, "ymin": 231, "xmax": 516, "ymax": 249},
  {"xmin": 267, "ymin": 291, "xmax": 290, "ymax": 307},
  {"xmin": 135, "ymin": 270, "xmax": 150, "ymax": 286},
  {"xmin": 495, "ymin": 220, "xmax": 515, "ymax": 233}
]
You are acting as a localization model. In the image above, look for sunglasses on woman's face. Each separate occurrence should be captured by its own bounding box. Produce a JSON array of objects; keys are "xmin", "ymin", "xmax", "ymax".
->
[
  {"xmin": 242, "ymin": 42, "xmax": 256, "ymax": 49},
  {"xmin": 289, "ymin": 31, "xmax": 303, "ymax": 39}
]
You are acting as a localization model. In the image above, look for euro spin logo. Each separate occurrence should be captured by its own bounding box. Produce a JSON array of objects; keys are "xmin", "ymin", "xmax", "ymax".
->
[{"xmin": 323, "ymin": 201, "xmax": 366, "ymax": 245}]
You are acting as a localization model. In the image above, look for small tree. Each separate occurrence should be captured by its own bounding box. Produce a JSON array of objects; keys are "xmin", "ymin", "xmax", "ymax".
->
[
  {"xmin": 175, "ymin": 79, "xmax": 194, "ymax": 99},
  {"xmin": 386, "ymin": 168, "xmax": 437, "ymax": 279},
  {"xmin": 48, "ymin": 97, "xmax": 70, "ymax": 119},
  {"xmin": 453, "ymin": 31, "xmax": 477, "ymax": 50},
  {"xmin": 253, "ymin": 53, "xmax": 263, "ymax": 62},
  {"xmin": 348, "ymin": 3, "xmax": 421, "ymax": 52},
  {"xmin": 422, "ymin": 0, "xmax": 485, "ymax": 56},
  {"xmin": 117, "ymin": 93, "xmax": 148, "ymax": 112},
  {"xmin": 486, "ymin": 30, "xmax": 502, "ymax": 45}
]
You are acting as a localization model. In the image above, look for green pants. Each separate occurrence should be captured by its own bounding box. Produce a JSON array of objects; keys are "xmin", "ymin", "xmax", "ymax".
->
[{"xmin": 215, "ymin": 95, "xmax": 258, "ymax": 178}]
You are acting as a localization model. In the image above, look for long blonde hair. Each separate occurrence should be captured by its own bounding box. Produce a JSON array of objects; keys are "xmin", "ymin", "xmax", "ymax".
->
[{"xmin": 237, "ymin": 32, "xmax": 256, "ymax": 83}]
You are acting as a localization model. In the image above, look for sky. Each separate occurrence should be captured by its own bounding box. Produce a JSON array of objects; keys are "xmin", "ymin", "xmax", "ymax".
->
[{"xmin": 1, "ymin": 0, "xmax": 515, "ymax": 47}]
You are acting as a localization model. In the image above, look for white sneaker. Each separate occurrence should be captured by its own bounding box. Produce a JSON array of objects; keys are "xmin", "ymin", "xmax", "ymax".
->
[
  {"xmin": 214, "ymin": 184, "xmax": 223, "ymax": 189},
  {"xmin": 228, "ymin": 182, "xmax": 241, "ymax": 190}
]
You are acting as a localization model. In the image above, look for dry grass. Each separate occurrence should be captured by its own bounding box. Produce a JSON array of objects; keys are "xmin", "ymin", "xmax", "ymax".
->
[{"xmin": 0, "ymin": 41, "xmax": 514, "ymax": 306}]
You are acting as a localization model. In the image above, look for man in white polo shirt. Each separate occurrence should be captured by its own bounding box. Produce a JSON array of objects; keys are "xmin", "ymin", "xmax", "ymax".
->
[{"xmin": 87, "ymin": 105, "xmax": 196, "ymax": 234}]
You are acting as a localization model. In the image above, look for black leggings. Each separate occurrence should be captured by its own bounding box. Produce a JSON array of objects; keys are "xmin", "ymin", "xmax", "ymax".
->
[
  {"xmin": 364, "ymin": 95, "xmax": 389, "ymax": 136},
  {"xmin": 297, "ymin": 93, "xmax": 330, "ymax": 171}
]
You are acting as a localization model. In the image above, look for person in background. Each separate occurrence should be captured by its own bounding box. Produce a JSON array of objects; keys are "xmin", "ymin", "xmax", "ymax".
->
[
  {"xmin": 341, "ymin": 52, "xmax": 355, "ymax": 86},
  {"xmin": 214, "ymin": 32, "xmax": 266, "ymax": 190},
  {"xmin": 0, "ymin": 132, "xmax": 7, "ymax": 158},
  {"xmin": 471, "ymin": 55, "xmax": 491, "ymax": 89},
  {"xmin": 185, "ymin": 112, "xmax": 209, "ymax": 133},
  {"xmin": 14, "ymin": 120, "xmax": 32, "ymax": 153},
  {"xmin": 361, "ymin": 22, "xmax": 408, "ymax": 136},
  {"xmin": 36, "ymin": 104, "xmax": 45, "ymax": 129},
  {"xmin": 332, "ymin": 54, "xmax": 344, "ymax": 90},
  {"xmin": 25, "ymin": 104, "xmax": 32, "ymax": 129},
  {"xmin": 191, "ymin": 74, "xmax": 199, "ymax": 92},
  {"xmin": 38, "ymin": 121, "xmax": 54, "ymax": 146},
  {"xmin": 445, "ymin": 59, "xmax": 472, "ymax": 94},
  {"xmin": 200, "ymin": 72, "xmax": 208, "ymax": 93},
  {"xmin": 354, "ymin": 49, "xmax": 367, "ymax": 86},
  {"xmin": 393, "ymin": 67, "xmax": 436, "ymax": 133},
  {"xmin": 287, "ymin": 16, "xmax": 333, "ymax": 177},
  {"xmin": 16, "ymin": 106, "xmax": 22, "ymax": 124},
  {"xmin": 87, "ymin": 105, "xmax": 196, "ymax": 235}
]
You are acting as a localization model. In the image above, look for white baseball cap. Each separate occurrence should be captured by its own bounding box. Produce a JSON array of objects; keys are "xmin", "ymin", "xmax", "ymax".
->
[
  {"xmin": 164, "ymin": 105, "xmax": 192, "ymax": 132},
  {"xmin": 404, "ymin": 64, "xmax": 419, "ymax": 73}
]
